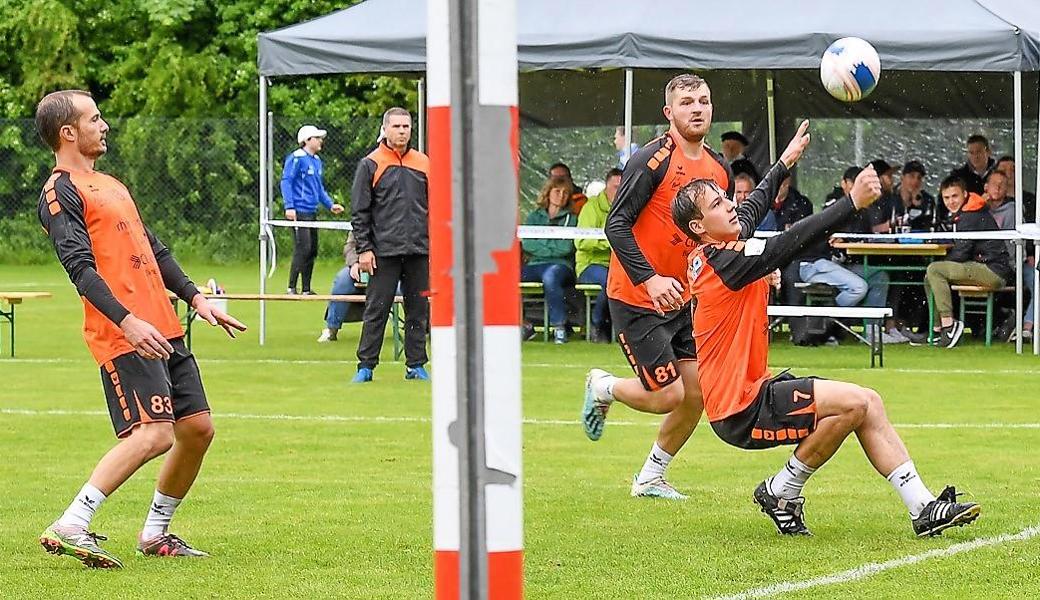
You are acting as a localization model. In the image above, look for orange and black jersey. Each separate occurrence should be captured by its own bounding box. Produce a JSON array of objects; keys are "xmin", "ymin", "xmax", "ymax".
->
[
  {"xmin": 689, "ymin": 168, "xmax": 860, "ymax": 421},
  {"xmin": 606, "ymin": 132, "xmax": 732, "ymax": 311},
  {"xmin": 38, "ymin": 168, "xmax": 195, "ymax": 365},
  {"xmin": 351, "ymin": 141, "xmax": 430, "ymax": 257}
]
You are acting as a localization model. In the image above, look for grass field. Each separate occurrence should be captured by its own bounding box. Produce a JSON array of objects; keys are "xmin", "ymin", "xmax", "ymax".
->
[{"xmin": 1, "ymin": 261, "xmax": 1039, "ymax": 599}]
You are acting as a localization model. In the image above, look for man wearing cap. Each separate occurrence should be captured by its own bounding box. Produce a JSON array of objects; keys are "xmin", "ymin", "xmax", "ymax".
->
[
  {"xmin": 868, "ymin": 159, "xmax": 900, "ymax": 233},
  {"xmin": 895, "ymin": 160, "xmax": 936, "ymax": 231},
  {"xmin": 281, "ymin": 125, "xmax": 345, "ymax": 294},
  {"xmin": 721, "ymin": 130, "xmax": 760, "ymax": 181}
]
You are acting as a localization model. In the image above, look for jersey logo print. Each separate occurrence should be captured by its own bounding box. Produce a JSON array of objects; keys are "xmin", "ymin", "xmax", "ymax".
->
[
  {"xmin": 743, "ymin": 238, "xmax": 766, "ymax": 256},
  {"xmin": 689, "ymin": 256, "xmax": 704, "ymax": 281}
]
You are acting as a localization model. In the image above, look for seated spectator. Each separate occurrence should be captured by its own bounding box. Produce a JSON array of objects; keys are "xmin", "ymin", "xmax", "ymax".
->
[
  {"xmin": 721, "ymin": 130, "xmax": 761, "ymax": 181},
  {"xmin": 985, "ymin": 168, "xmax": 1035, "ymax": 342},
  {"xmin": 894, "ymin": 160, "xmax": 936, "ymax": 231},
  {"xmin": 549, "ymin": 162, "xmax": 588, "ymax": 214},
  {"xmin": 522, "ymin": 177, "xmax": 578, "ymax": 344},
  {"xmin": 758, "ymin": 177, "xmax": 812, "ymax": 231},
  {"xmin": 949, "ymin": 134, "xmax": 996, "ymax": 196},
  {"xmin": 925, "ymin": 176, "xmax": 1013, "ymax": 348},
  {"xmin": 869, "ymin": 159, "xmax": 901, "ymax": 232},
  {"xmin": 614, "ymin": 127, "xmax": 640, "ymax": 168},
  {"xmin": 575, "ymin": 167, "xmax": 621, "ymax": 343},
  {"xmin": 318, "ymin": 233, "xmax": 362, "ymax": 343},
  {"xmin": 732, "ymin": 172, "xmax": 756, "ymax": 205},
  {"xmin": 994, "ymin": 156, "xmax": 1036, "ymax": 222}
]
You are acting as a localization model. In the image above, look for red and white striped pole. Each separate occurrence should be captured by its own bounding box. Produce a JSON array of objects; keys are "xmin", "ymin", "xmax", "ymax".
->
[{"xmin": 427, "ymin": 0, "xmax": 522, "ymax": 598}]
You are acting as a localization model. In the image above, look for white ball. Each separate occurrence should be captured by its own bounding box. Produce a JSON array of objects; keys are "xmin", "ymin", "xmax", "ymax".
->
[{"xmin": 820, "ymin": 37, "xmax": 881, "ymax": 102}]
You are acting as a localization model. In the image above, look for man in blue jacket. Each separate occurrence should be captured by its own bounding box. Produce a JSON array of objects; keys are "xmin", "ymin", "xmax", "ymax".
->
[{"xmin": 281, "ymin": 125, "xmax": 344, "ymax": 294}]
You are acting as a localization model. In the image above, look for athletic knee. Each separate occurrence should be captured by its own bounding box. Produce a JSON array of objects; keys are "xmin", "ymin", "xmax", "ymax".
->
[
  {"xmin": 655, "ymin": 383, "xmax": 685, "ymax": 413},
  {"xmin": 181, "ymin": 416, "xmax": 215, "ymax": 448},
  {"xmin": 128, "ymin": 425, "xmax": 175, "ymax": 459}
]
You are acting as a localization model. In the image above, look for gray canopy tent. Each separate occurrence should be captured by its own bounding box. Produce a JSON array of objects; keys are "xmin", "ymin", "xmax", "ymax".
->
[{"xmin": 256, "ymin": 0, "xmax": 1040, "ymax": 353}]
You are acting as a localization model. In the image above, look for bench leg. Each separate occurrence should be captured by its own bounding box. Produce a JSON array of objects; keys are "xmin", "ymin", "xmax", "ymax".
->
[
  {"xmin": 585, "ymin": 294, "xmax": 592, "ymax": 342},
  {"xmin": 542, "ymin": 298, "xmax": 549, "ymax": 342},
  {"xmin": 392, "ymin": 304, "xmax": 403, "ymax": 360},
  {"xmin": 0, "ymin": 305, "xmax": 14, "ymax": 357},
  {"xmin": 926, "ymin": 289, "xmax": 935, "ymax": 344},
  {"xmin": 985, "ymin": 295, "xmax": 993, "ymax": 347}
]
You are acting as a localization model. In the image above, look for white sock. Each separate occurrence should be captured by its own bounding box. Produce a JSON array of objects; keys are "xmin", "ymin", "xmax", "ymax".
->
[
  {"xmin": 56, "ymin": 483, "xmax": 107, "ymax": 529},
  {"xmin": 886, "ymin": 460, "xmax": 935, "ymax": 519},
  {"xmin": 636, "ymin": 442, "xmax": 673, "ymax": 484},
  {"xmin": 768, "ymin": 455, "xmax": 817, "ymax": 500},
  {"xmin": 592, "ymin": 373, "xmax": 618, "ymax": 402},
  {"xmin": 141, "ymin": 491, "xmax": 183, "ymax": 539}
]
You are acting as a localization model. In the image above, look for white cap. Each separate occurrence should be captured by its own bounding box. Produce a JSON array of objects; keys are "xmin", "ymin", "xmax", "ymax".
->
[{"xmin": 297, "ymin": 125, "xmax": 327, "ymax": 144}]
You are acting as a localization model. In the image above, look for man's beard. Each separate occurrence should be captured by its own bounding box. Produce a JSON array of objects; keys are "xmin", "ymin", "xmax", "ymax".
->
[{"xmin": 674, "ymin": 121, "xmax": 707, "ymax": 144}]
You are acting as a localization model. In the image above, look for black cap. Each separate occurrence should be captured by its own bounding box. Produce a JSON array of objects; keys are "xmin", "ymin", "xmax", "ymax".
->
[
  {"xmin": 901, "ymin": 160, "xmax": 926, "ymax": 176},
  {"xmin": 843, "ymin": 166, "xmax": 863, "ymax": 181},
  {"xmin": 869, "ymin": 159, "xmax": 894, "ymax": 175},
  {"xmin": 721, "ymin": 131, "xmax": 749, "ymax": 146}
]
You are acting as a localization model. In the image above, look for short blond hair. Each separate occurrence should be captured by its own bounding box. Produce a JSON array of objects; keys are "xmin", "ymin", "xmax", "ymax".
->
[{"xmin": 664, "ymin": 74, "xmax": 706, "ymax": 105}]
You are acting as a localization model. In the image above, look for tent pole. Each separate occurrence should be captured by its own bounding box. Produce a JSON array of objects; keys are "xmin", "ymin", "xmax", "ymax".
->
[
  {"xmin": 1034, "ymin": 74, "xmax": 1040, "ymax": 356},
  {"xmin": 258, "ymin": 75, "xmax": 268, "ymax": 346},
  {"xmin": 766, "ymin": 71, "xmax": 777, "ymax": 164},
  {"xmin": 1014, "ymin": 71, "xmax": 1023, "ymax": 354},
  {"xmin": 624, "ymin": 69, "xmax": 634, "ymax": 165},
  {"xmin": 418, "ymin": 77, "xmax": 427, "ymax": 152}
]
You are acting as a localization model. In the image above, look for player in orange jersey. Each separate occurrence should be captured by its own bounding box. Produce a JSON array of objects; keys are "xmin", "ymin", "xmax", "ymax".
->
[
  {"xmin": 35, "ymin": 90, "xmax": 246, "ymax": 567},
  {"xmin": 581, "ymin": 74, "xmax": 733, "ymax": 500},
  {"xmin": 672, "ymin": 121, "xmax": 980, "ymax": 538}
]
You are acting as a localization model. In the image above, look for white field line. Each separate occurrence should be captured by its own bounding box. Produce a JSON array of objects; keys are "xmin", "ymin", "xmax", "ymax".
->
[
  {"xmin": 2, "ymin": 408, "xmax": 1039, "ymax": 430},
  {"xmin": 705, "ymin": 525, "xmax": 1040, "ymax": 600},
  {"xmin": 2, "ymin": 357, "xmax": 1038, "ymax": 376}
]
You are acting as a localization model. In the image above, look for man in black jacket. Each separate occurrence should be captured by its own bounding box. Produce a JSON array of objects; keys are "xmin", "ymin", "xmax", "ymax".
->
[
  {"xmin": 351, "ymin": 107, "xmax": 431, "ymax": 382},
  {"xmin": 925, "ymin": 175, "xmax": 1013, "ymax": 348}
]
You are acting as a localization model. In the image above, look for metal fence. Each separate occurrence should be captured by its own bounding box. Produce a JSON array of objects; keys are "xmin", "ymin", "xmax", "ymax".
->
[{"xmin": 2, "ymin": 115, "xmax": 1036, "ymax": 265}]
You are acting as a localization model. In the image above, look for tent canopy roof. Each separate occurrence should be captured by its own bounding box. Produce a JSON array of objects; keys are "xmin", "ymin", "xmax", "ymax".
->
[{"xmin": 258, "ymin": 0, "xmax": 1040, "ymax": 77}]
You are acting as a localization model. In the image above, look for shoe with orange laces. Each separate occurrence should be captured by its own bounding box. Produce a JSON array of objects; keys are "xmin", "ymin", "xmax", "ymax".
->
[{"xmin": 137, "ymin": 532, "xmax": 209, "ymax": 557}]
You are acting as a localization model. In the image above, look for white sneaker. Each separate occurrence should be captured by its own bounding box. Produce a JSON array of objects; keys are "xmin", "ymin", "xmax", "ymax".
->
[
  {"xmin": 582, "ymin": 368, "xmax": 614, "ymax": 441},
  {"xmin": 317, "ymin": 328, "xmax": 337, "ymax": 343},
  {"xmin": 631, "ymin": 475, "xmax": 689, "ymax": 500}
]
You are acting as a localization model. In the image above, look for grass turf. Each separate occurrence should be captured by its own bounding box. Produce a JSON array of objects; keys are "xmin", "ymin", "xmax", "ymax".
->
[{"xmin": 1, "ymin": 262, "xmax": 1039, "ymax": 599}]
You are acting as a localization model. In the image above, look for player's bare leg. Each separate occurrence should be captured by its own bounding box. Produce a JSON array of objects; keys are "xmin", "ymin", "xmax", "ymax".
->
[
  {"xmin": 41, "ymin": 422, "xmax": 175, "ymax": 568},
  {"xmin": 138, "ymin": 413, "xmax": 215, "ymax": 557},
  {"xmin": 583, "ymin": 371, "xmax": 683, "ymax": 441},
  {"xmin": 757, "ymin": 380, "xmax": 979, "ymax": 537}
]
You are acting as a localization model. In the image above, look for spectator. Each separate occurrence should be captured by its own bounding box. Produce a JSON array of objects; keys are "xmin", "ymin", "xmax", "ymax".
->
[
  {"xmin": 894, "ymin": 160, "xmax": 936, "ymax": 231},
  {"xmin": 548, "ymin": 162, "xmax": 589, "ymax": 214},
  {"xmin": 281, "ymin": 125, "xmax": 345, "ymax": 294},
  {"xmin": 722, "ymin": 130, "xmax": 761, "ymax": 181},
  {"xmin": 869, "ymin": 159, "xmax": 901, "ymax": 232},
  {"xmin": 758, "ymin": 177, "xmax": 812, "ymax": 231},
  {"xmin": 985, "ymin": 170, "xmax": 1014, "ymax": 230},
  {"xmin": 614, "ymin": 127, "xmax": 640, "ymax": 168},
  {"xmin": 985, "ymin": 168, "xmax": 1035, "ymax": 343},
  {"xmin": 950, "ymin": 134, "xmax": 996, "ymax": 195},
  {"xmin": 925, "ymin": 175, "xmax": 1013, "ymax": 348},
  {"xmin": 522, "ymin": 176, "xmax": 578, "ymax": 344},
  {"xmin": 733, "ymin": 172, "xmax": 756, "ymax": 205},
  {"xmin": 995, "ymin": 155, "xmax": 1037, "ymax": 223},
  {"xmin": 317, "ymin": 233, "xmax": 362, "ymax": 343},
  {"xmin": 351, "ymin": 107, "xmax": 431, "ymax": 382},
  {"xmin": 575, "ymin": 168, "xmax": 621, "ymax": 343}
]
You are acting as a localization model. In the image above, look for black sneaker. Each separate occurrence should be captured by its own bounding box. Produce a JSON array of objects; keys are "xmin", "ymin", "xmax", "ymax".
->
[
  {"xmin": 912, "ymin": 485, "xmax": 980, "ymax": 538},
  {"xmin": 939, "ymin": 320, "xmax": 965, "ymax": 348},
  {"xmin": 753, "ymin": 480, "xmax": 812, "ymax": 536},
  {"xmin": 301, "ymin": 290, "xmax": 317, "ymax": 296},
  {"xmin": 521, "ymin": 323, "xmax": 537, "ymax": 342}
]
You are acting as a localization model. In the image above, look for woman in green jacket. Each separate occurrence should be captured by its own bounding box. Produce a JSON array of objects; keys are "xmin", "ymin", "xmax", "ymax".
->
[
  {"xmin": 576, "ymin": 167, "xmax": 621, "ymax": 342},
  {"xmin": 522, "ymin": 176, "xmax": 578, "ymax": 343}
]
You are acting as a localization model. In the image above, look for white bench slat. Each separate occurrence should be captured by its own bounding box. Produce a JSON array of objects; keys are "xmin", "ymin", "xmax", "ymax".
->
[{"xmin": 767, "ymin": 305, "xmax": 892, "ymax": 319}]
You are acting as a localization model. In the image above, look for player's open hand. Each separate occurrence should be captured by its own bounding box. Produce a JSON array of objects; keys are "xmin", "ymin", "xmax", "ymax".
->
[
  {"xmin": 331, "ymin": 203, "xmax": 345, "ymax": 215},
  {"xmin": 192, "ymin": 295, "xmax": 248, "ymax": 339},
  {"xmin": 120, "ymin": 314, "xmax": 175, "ymax": 360},
  {"xmin": 780, "ymin": 120, "xmax": 811, "ymax": 168},
  {"xmin": 645, "ymin": 274, "xmax": 684, "ymax": 315},
  {"xmin": 850, "ymin": 165, "xmax": 882, "ymax": 209}
]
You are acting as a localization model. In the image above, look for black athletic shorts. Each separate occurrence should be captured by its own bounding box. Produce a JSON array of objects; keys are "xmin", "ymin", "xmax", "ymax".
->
[
  {"xmin": 710, "ymin": 371, "xmax": 820, "ymax": 450},
  {"xmin": 99, "ymin": 337, "xmax": 209, "ymax": 439},
  {"xmin": 609, "ymin": 299, "xmax": 696, "ymax": 391}
]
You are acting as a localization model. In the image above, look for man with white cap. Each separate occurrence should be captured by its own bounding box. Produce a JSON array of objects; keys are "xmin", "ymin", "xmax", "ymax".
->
[{"xmin": 280, "ymin": 125, "xmax": 344, "ymax": 294}]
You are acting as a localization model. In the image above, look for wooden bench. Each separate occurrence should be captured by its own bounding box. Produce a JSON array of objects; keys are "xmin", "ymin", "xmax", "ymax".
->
[
  {"xmin": 171, "ymin": 293, "xmax": 406, "ymax": 358},
  {"xmin": 951, "ymin": 285, "xmax": 1015, "ymax": 346},
  {"xmin": 0, "ymin": 292, "xmax": 53, "ymax": 357},
  {"xmin": 768, "ymin": 305, "xmax": 894, "ymax": 367},
  {"xmin": 520, "ymin": 282, "xmax": 602, "ymax": 341}
]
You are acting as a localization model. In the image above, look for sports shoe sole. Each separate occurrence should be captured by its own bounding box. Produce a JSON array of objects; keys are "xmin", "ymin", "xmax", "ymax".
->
[
  {"xmin": 944, "ymin": 321, "xmax": 965, "ymax": 348},
  {"xmin": 40, "ymin": 534, "xmax": 122, "ymax": 569},
  {"xmin": 915, "ymin": 504, "xmax": 981, "ymax": 538}
]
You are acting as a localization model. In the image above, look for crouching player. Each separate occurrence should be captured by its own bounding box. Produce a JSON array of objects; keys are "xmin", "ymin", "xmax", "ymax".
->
[{"xmin": 671, "ymin": 123, "xmax": 980, "ymax": 537}]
